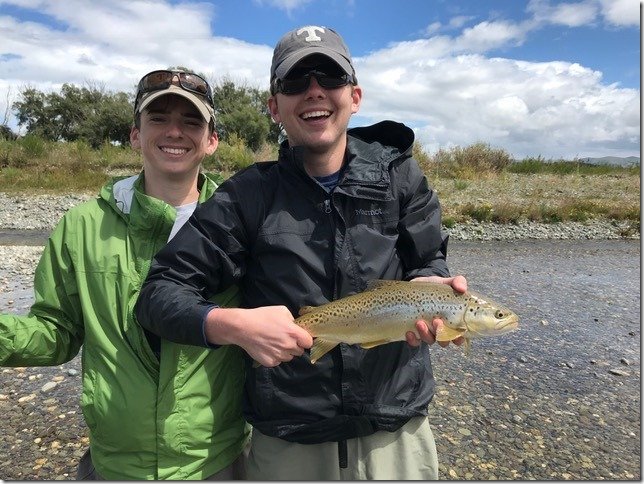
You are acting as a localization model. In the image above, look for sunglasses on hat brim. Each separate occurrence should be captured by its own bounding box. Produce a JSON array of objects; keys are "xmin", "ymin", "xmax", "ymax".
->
[{"xmin": 135, "ymin": 70, "xmax": 214, "ymax": 110}]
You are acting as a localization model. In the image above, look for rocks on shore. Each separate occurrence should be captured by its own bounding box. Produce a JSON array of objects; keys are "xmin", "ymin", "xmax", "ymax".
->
[{"xmin": 0, "ymin": 191, "xmax": 638, "ymax": 242}]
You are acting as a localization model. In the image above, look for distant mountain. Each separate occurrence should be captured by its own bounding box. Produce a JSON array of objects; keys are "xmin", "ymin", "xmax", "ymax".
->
[{"xmin": 582, "ymin": 156, "xmax": 640, "ymax": 167}]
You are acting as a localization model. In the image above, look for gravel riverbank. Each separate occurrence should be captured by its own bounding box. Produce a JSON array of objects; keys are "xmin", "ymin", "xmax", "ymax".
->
[
  {"xmin": 0, "ymin": 192, "xmax": 639, "ymax": 242},
  {"xmin": 0, "ymin": 193, "xmax": 640, "ymax": 480}
]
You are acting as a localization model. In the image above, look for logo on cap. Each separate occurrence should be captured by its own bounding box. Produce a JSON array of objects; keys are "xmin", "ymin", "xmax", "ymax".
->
[{"xmin": 297, "ymin": 26, "xmax": 325, "ymax": 42}]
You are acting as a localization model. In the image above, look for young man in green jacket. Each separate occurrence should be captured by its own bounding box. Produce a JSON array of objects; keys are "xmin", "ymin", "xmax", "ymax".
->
[{"xmin": 0, "ymin": 69, "xmax": 249, "ymax": 480}]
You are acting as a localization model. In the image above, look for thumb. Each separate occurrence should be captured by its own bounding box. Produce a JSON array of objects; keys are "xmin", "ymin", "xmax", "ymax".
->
[{"xmin": 296, "ymin": 326, "xmax": 314, "ymax": 348}]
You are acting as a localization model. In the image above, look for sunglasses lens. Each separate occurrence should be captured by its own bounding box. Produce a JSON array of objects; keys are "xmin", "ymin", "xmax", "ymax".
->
[
  {"xmin": 179, "ymin": 73, "xmax": 209, "ymax": 95},
  {"xmin": 277, "ymin": 69, "xmax": 351, "ymax": 95},
  {"xmin": 318, "ymin": 76, "xmax": 349, "ymax": 89},
  {"xmin": 140, "ymin": 71, "xmax": 173, "ymax": 91},
  {"xmin": 279, "ymin": 77, "xmax": 310, "ymax": 94}
]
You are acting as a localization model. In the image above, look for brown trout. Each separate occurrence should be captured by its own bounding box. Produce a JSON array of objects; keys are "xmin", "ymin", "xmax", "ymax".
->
[{"xmin": 295, "ymin": 280, "xmax": 519, "ymax": 363}]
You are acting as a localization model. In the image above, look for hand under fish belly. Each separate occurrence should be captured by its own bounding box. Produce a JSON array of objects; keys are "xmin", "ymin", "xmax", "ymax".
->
[{"xmin": 294, "ymin": 280, "xmax": 519, "ymax": 364}]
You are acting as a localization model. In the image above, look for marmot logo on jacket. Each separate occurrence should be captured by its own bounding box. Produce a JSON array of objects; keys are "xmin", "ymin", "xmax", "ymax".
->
[{"xmin": 355, "ymin": 208, "xmax": 385, "ymax": 217}]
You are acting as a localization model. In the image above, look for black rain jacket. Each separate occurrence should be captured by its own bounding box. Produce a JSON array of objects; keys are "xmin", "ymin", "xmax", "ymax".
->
[{"xmin": 135, "ymin": 120, "xmax": 451, "ymax": 444}]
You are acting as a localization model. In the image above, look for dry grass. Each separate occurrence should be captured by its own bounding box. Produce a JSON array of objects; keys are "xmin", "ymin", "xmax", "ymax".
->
[
  {"xmin": 0, "ymin": 137, "xmax": 639, "ymax": 227},
  {"xmin": 430, "ymin": 172, "xmax": 640, "ymax": 225}
]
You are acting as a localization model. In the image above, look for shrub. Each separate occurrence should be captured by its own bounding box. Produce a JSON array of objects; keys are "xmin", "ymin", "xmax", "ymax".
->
[
  {"xmin": 204, "ymin": 133, "xmax": 255, "ymax": 174},
  {"xmin": 19, "ymin": 134, "xmax": 48, "ymax": 158},
  {"xmin": 462, "ymin": 203, "xmax": 494, "ymax": 222},
  {"xmin": 430, "ymin": 142, "xmax": 512, "ymax": 179}
]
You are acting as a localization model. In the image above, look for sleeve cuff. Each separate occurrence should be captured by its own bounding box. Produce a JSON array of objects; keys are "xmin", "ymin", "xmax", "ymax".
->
[{"xmin": 200, "ymin": 304, "xmax": 221, "ymax": 349}]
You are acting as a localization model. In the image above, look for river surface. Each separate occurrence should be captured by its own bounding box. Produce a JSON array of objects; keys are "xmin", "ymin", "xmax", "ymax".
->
[{"xmin": 0, "ymin": 237, "xmax": 640, "ymax": 479}]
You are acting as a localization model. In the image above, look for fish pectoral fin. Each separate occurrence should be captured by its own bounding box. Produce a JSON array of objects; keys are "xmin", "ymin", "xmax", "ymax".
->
[
  {"xmin": 309, "ymin": 339, "xmax": 338, "ymax": 364},
  {"xmin": 436, "ymin": 325, "xmax": 466, "ymax": 342},
  {"xmin": 359, "ymin": 339, "xmax": 391, "ymax": 349},
  {"xmin": 298, "ymin": 305, "xmax": 316, "ymax": 316}
]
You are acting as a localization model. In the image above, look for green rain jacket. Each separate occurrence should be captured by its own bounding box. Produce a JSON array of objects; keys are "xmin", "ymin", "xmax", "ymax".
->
[{"xmin": 0, "ymin": 173, "xmax": 249, "ymax": 480}]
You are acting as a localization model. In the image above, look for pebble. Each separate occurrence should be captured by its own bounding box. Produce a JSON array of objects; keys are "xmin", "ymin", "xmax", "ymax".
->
[
  {"xmin": 41, "ymin": 382, "xmax": 58, "ymax": 393},
  {"xmin": 608, "ymin": 369, "xmax": 630, "ymax": 377},
  {"xmin": 0, "ymin": 197, "xmax": 640, "ymax": 481},
  {"xmin": 17, "ymin": 394, "xmax": 36, "ymax": 403},
  {"xmin": 0, "ymin": 193, "xmax": 639, "ymax": 242}
]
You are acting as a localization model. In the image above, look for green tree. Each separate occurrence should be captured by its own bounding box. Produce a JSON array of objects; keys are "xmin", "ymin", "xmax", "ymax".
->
[
  {"xmin": 13, "ymin": 84, "xmax": 133, "ymax": 148},
  {"xmin": 0, "ymin": 124, "xmax": 16, "ymax": 140},
  {"xmin": 212, "ymin": 78, "xmax": 273, "ymax": 151}
]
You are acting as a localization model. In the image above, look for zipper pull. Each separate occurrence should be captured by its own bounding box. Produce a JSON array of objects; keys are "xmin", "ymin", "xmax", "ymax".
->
[{"xmin": 323, "ymin": 199, "xmax": 332, "ymax": 214}]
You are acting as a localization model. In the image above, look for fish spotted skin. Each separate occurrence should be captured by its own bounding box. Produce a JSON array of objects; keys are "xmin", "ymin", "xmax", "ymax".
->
[{"xmin": 295, "ymin": 280, "xmax": 519, "ymax": 364}]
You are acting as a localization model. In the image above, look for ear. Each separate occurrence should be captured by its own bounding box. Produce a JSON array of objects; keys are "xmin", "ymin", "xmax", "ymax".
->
[
  {"xmin": 205, "ymin": 131, "xmax": 218, "ymax": 155},
  {"xmin": 350, "ymin": 85, "xmax": 362, "ymax": 114},
  {"xmin": 268, "ymin": 96, "xmax": 281, "ymax": 123},
  {"xmin": 130, "ymin": 125, "xmax": 141, "ymax": 149}
]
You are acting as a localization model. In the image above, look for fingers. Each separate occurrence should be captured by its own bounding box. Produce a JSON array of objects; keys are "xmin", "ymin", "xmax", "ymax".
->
[
  {"xmin": 406, "ymin": 330, "xmax": 421, "ymax": 347},
  {"xmin": 411, "ymin": 318, "xmax": 462, "ymax": 348},
  {"xmin": 295, "ymin": 327, "xmax": 314, "ymax": 349},
  {"xmin": 451, "ymin": 275, "xmax": 468, "ymax": 293},
  {"xmin": 410, "ymin": 274, "xmax": 468, "ymax": 293}
]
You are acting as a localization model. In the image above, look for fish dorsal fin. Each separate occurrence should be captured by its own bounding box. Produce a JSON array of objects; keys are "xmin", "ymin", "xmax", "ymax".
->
[
  {"xmin": 436, "ymin": 325, "xmax": 466, "ymax": 342},
  {"xmin": 360, "ymin": 339, "xmax": 391, "ymax": 349},
  {"xmin": 298, "ymin": 305, "xmax": 316, "ymax": 316},
  {"xmin": 365, "ymin": 279, "xmax": 400, "ymax": 292},
  {"xmin": 309, "ymin": 339, "xmax": 338, "ymax": 364}
]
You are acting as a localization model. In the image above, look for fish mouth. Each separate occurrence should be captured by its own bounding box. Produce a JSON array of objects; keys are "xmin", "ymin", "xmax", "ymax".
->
[{"xmin": 496, "ymin": 316, "xmax": 519, "ymax": 332}]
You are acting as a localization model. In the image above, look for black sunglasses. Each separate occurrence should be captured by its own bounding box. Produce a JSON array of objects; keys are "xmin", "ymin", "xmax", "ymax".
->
[
  {"xmin": 135, "ymin": 70, "xmax": 214, "ymax": 109},
  {"xmin": 272, "ymin": 69, "xmax": 355, "ymax": 95}
]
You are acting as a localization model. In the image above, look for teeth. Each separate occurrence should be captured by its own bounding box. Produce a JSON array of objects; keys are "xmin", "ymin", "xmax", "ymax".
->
[
  {"xmin": 161, "ymin": 147, "xmax": 188, "ymax": 155},
  {"xmin": 301, "ymin": 110, "xmax": 331, "ymax": 119}
]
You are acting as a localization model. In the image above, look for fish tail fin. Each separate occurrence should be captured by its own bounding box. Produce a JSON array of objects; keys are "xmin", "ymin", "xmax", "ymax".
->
[{"xmin": 309, "ymin": 339, "xmax": 338, "ymax": 364}]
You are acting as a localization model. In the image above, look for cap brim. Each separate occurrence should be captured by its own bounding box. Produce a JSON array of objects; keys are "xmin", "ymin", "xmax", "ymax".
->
[
  {"xmin": 274, "ymin": 47, "xmax": 354, "ymax": 79},
  {"xmin": 137, "ymin": 85, "xmax": 214, "ymax": 123}
]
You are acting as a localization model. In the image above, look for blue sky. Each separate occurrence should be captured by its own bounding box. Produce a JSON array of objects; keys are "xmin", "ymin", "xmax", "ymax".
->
[{"xmin": 0, "ymin": 0, "xmax": 640, "ymax": 159}]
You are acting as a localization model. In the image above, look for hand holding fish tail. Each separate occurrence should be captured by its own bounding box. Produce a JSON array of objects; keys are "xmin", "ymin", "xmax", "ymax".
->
[
  {"xmin": 406, "ymin": 274, "xmax": 468, "ymax": 348},
  {"xmin": 205, "ymin": 306, "xmax": 313, "ymax": 367}
]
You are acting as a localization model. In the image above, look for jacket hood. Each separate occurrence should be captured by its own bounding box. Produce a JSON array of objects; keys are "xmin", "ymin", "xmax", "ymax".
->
[{"xmin": 347, "ymin": 120, "xmax": 415, "ymax": 159}]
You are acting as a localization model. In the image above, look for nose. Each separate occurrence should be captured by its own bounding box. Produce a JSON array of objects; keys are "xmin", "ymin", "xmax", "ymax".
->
[
  {"xmin": 304, "ymin": 76, "xmax": 325, "ymax": 98},
  {"xmin": 164, "ymin": 120, "xmax": 184, "ymax": 138}
]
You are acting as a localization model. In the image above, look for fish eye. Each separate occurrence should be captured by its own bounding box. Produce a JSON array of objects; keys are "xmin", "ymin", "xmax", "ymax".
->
[{"xmin": 495, "ymin": 310, "xmax": 504, "ymax": 319}]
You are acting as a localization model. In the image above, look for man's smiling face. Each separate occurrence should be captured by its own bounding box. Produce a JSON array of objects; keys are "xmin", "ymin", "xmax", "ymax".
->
[{"xmin": 268, "ymin": 55, "xmax": 362, "ymax": 156}]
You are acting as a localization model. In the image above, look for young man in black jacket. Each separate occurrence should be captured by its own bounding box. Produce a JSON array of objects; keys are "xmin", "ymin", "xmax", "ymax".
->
[{"xmin": 135, "ymin": 26, "xmax": 467, "ymax": 480}]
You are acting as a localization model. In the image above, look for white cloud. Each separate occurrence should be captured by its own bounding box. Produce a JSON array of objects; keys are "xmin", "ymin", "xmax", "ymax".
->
[
  {"xmin": 528, "ymin": 0, "xmax": 640, "ymax": 28},
  {"xmin": 597, "ymin": 0, "xmax": 640, "ymax": 26},
  {"xmin": 0, "ymin": 0, "xmax": 639, "ymax": 159},
  {"xmin": 252, "ymin": 0, "xmax": 313, "ymax": 14},
  {"xmin": 424, "ymin": 22, "xmax": 442, "ymax": 36},
  {"xmin": 448, "ymin": 15, "xmax": 475, "ymax": 29},
  {"xmin": 454, "ymin": 20, "xmax": 529, "ymax": 52},
  {"xmin": 527, "ymin": 0, "xmax": 597, "ymax": 26},
  {"xmin": 0, "ymin": 1, "xmax": 272, "ymax": 92},
  {"xmin": 355, "ymin": 49, "xmax": 639, "ymax": 159}
]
